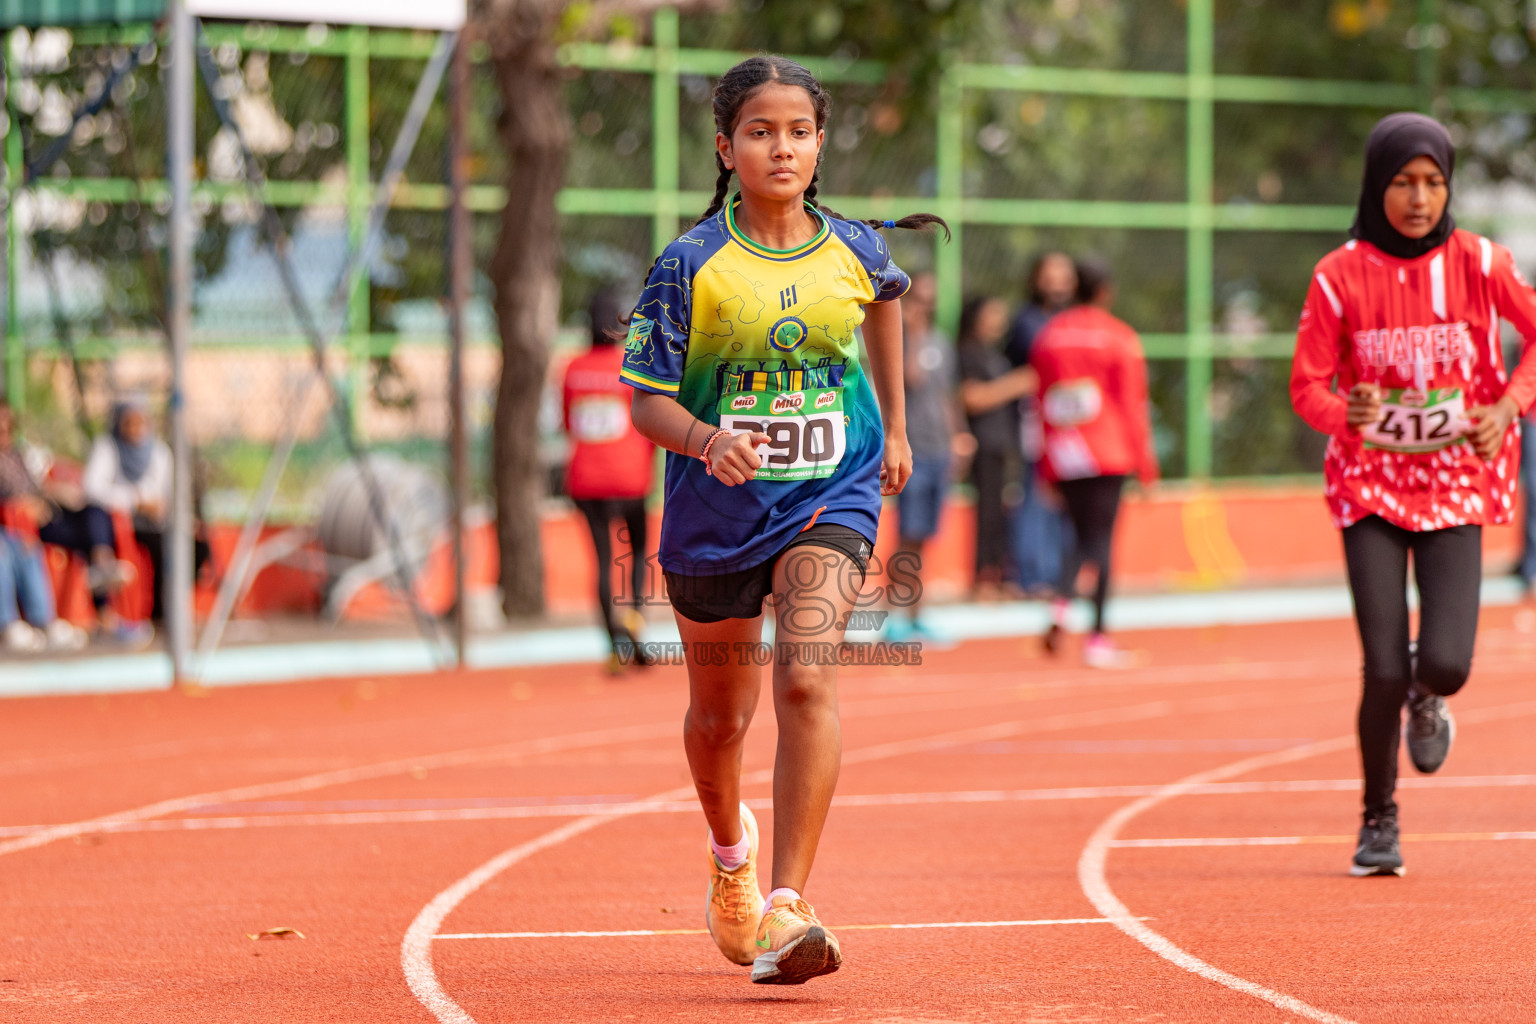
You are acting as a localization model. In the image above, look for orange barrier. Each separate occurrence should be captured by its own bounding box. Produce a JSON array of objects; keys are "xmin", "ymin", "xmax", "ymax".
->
[
  {"xmin": 40, "ymin": 482, "xmax": 1512, "ymax": 626},
  {"xmin": 538, "ymin": 483, "xmax": 1523, "ymax": 616}
]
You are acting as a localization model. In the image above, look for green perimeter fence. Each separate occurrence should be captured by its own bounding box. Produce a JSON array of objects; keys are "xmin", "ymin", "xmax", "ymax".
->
[{"xmin": 5, "ymin": 4, "xmax": 1536, "ymax": 492}]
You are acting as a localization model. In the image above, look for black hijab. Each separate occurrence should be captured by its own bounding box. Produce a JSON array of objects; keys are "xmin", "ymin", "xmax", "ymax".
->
[{"xmin": 1349, "ymin": 112, "xmax": 1456, "ymax": 259}]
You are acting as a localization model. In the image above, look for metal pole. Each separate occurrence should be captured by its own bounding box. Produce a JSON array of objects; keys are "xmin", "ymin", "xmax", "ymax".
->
[
  {"xmin": 934, "ymin": 57, "xmax": 963, "ymax": 338},
  {"xmin": 5, "ymin": 33, "xmax": 24, "ymax": 413},
  {"xmin": 651, "ymin": 9, "xmax": 679, "ymax": 253},
  {"xmin": 1184, "ymin": 0, "xmax": 1215, "ymax": 480},
  {"xmin": 166, "ymin": 0, "xmax": 195, "ymax": 682},
  {"xmin": 346, "ymin": 26, "xmax": 371, "ymax": 438},
  {"xmin": 447, "ymin": 30, "xmax": 470, "ymax": 669},
  {"xmin": 1415, "ymin": 0, "xmax": 1440, "ymax": 113}
]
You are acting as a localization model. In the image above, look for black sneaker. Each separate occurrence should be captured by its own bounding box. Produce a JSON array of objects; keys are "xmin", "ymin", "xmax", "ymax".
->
[
  {"xmin": 1405, "ymin": 690, "xmax": 1454, "ymax": 774},
  {"xmin": 1351, "ymin": 815, "xmax": 1404, "ymax": 877}
]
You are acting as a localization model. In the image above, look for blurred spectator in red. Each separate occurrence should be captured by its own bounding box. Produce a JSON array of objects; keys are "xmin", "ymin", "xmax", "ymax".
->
[
  {"xmin": 566, "ymin": 290, "xmax": 656, "ymax": 672},
  {"xmin": 0, "ymin": 401, "xmax": 143, "ymax": 645},
  {"xmin": 958, "ymin": 295, "xmax": 1037, "ymax": 600},
  {"xmin": 1032, "ymin": 259, "xmax": 1158, "ymax": 669}
]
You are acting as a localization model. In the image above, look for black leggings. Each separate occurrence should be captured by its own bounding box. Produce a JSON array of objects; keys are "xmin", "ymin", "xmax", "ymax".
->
[
  {"xmin": 38, "ymin": 505, "xmax": 116, "ymax": 610},
  {"xmin": 1056, "ymin": 475, "xmax": 1125, "ymax": 635},
  {"xmin": 971, "ymin": 450, "xmax": 1014, "ymax": 580},
  {"xmin": 1343, "ymin": 515, "xmax": 1481, "ymax": 821},
  {"xmin": 575, "ymin": 497, "xmax": 648, "ymax": 647}
]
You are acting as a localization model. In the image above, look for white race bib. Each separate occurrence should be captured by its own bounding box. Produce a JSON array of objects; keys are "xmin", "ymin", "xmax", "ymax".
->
[
  {"xmin": 569, "ymin": 395, "xmax": 629, "ymax": 444},
  {"xmin": 1360, "ymin": 388, "xmax": 1470, "ymax": 454},
  {"xmin": 717, "ymin": 387, "xmax": 846, "ymax": 481},
  {"xmin": 1042, "ymin": 378, "xmax": 1103, "ymax": 428}
]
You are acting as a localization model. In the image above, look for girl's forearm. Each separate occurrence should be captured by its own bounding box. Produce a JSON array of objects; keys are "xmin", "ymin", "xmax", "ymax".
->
[
  {"xmin": 630, "ymin": 390, "xmax": 717, "ymax": 458},
  {"xmin": 863, "ymin": 299, "xmax": 906, "ymax": 435}
]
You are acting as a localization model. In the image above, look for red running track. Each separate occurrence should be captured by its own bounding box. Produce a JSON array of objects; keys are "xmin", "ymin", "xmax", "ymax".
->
[{"xmin": 3, "ymin": 610, "xmax": 1536, "ymax": 1022}]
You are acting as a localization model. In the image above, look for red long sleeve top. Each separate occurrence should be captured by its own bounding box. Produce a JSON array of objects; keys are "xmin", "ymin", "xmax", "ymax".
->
[
  {"xmin": 563, "ymin": 345, "xmax": 654, "ymax": 501},
  {"xmin": 1030, "ymin": 305, "xmax": 1159, "ymax": 485},
  {"xmin": 1290, "ymin": 230, "xmax": 1536, "ymax": 530}
]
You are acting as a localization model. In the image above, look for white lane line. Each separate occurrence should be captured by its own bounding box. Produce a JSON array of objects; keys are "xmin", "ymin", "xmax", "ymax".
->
[
  {"xmin": 10, "ymin": 772, "xmax": 1534, "ymax": 840},
  {"xmin": 0, "ymin": 720, "xmax": 679, "ymax": 859},
  {"xmin": 1077, "ymin": 697, "xmax": 1536, "ymax": 1024},
  {"xmin": 3, "ymin": 664, "xmax": 1334, "ymax": 859},
  {"xmin": 433, "ymin": 917, "xmax": 1137, "ymax": 940},
  {"xmin": 1115, "ymin": 831, "xmax": 1536, "ymax": 849}
]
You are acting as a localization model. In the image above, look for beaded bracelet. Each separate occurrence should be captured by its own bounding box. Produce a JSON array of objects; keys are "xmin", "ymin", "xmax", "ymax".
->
[{"xmin": 698, "ymin": 428, "xmax": 729, "ymax": 476}]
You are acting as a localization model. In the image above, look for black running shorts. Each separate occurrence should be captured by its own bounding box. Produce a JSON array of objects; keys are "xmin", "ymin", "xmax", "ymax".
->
[{"xmin": 664, "ymin": 523, "xmax": 872, "ymax": 624}]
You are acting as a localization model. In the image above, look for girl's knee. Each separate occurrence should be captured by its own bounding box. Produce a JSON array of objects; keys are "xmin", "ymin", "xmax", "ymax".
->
[
  {"xmin": 685, "ymin": 707, "xmax": 752, "ymax": 748},
  {"xmin": 774, "ymin": 662, "xmax": 837, "ymax": 711},
  {"xmin": 1416, "ymin": 654, "xmax": 1470, "ymax": 696}
]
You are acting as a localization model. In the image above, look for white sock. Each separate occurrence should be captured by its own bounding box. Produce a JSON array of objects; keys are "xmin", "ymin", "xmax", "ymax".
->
[
  {"xmin": 1051, "ymin": 597, "xmax": 1070, "ymax": 628},
  {"xmin": 710, "ymin": 829, "xmax": 750, "ymax": 870},
  {"xmin": 766, "ymin": 886, "xmax": 801, "ymax": 906}
]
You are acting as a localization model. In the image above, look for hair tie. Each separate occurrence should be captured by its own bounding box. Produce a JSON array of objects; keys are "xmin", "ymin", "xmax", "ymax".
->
[{"xmin": 883, "ymin": 220, "xmax": 896, "ymax": 229}]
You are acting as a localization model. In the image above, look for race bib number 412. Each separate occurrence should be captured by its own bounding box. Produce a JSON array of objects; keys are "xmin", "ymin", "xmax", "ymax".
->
[
  {"xmin": 1360, "ymin": 387, "xmax": 1470, "ymax": 453},
  {"xmin": 717, "ymin": 387, "xmax": 846, "ymax": 481}
]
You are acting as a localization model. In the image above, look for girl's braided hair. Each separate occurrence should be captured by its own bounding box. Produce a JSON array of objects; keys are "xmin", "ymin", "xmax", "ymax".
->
[{"xmin": 698, "ymin": 55, "xmax": 950, "ymax": 241}]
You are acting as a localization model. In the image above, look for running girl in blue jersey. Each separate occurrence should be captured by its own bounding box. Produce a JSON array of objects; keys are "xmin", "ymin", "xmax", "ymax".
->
[{"xmin": 622, "ymin": 56, "xmax": 947, "ymax": 985}]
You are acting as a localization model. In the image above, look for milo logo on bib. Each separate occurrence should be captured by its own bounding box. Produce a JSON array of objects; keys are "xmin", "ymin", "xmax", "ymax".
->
[
  {"xmin": 717, "ymin": 386, "xmax": 847, "ymax": 482},
  {"xmin": 771, "ymin": 392, "xmax": 806, "ymax": 415}
]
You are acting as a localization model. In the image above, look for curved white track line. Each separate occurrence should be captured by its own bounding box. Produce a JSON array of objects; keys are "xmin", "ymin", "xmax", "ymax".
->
[
  {"xmin": 1079, "ymin": 736, "xmax": 1360, "ymax": 1024},
  {"xmin": 402, "ymin": 782, "xmax": 698, "ymax": 1024},
  {"xmin": 1079, "ymin": 698, "xmax": 1536, "ymax": 1023}
]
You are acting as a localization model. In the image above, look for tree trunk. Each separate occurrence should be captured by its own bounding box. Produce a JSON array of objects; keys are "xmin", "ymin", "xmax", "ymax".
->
[{"xmin": 484, "ymin": 0, "xmax": 569, "ymax": 618}]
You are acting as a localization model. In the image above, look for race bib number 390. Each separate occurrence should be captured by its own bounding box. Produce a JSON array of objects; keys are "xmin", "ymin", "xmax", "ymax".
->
[
  {"xmin": 717, "ymin": 387, "xmax": 846, "ymax": 481},
  {"xmin": 1361, "ymin": 387, "xmax": 1470, "ymax": 453}
]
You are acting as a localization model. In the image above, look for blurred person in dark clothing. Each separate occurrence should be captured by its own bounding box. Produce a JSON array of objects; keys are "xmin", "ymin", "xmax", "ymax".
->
[
  {"xmin": 1005, "ymin": 252, "xmax": 1078, "ymax": 367},
  {"xmin": 1518, "ymin": 409, "xmax": 1536, "ymax": 596},
  {"xmin": 564, "ymin": 289, "xmax": 656, "ymax": 673},
  {"xmin": 1006, "ymin": 252, "xmax": 1078, "ymax": 596},
  {"xmin": 0, "ymin": 402, "xmax": 145, "ymax": 645},
  {"xmin": 958, "ymin": 295, "xmax": 1037, "ymax": 600},
  {"xmin": 887, "ymin": 272, "xmax": 972, "ymax": 642}
]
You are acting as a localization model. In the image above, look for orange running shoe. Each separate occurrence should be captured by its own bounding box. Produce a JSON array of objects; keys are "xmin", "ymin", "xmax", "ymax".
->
[
  {"xmin": 705, "ymin": 803, "xmax": 763, "ymax": 965},
  {"xmin": 750, "ymin": 894, "xmax": 842, "ymax": 985}
]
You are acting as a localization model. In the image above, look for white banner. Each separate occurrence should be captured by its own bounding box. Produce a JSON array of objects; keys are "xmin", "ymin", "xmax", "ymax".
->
[{"xmin": 187, "ymin": 0, "xmax": 465, "ymax": 30}]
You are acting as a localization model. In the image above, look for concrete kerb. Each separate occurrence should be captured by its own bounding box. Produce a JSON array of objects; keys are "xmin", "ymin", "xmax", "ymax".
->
[{"xmin": 0, "ymin": 578, "xmax": 1523, "ymax": 699}]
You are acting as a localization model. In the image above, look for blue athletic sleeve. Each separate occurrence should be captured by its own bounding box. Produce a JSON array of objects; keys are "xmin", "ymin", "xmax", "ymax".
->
[
  {"xmin": 620, "ymin": 249, "xmax": 692, "ymax": 396},
  {"xmin": 830, "ymin": 219, "xmax": 911, "ymax": 303}
]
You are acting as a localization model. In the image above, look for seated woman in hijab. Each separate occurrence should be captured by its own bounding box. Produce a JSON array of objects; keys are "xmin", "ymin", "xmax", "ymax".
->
[{"xmin": 84, "ymin": 396, "xmax": 176, "ymax": 623}]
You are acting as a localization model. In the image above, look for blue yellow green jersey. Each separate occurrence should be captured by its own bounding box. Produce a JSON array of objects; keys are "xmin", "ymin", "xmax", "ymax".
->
[{"xmin": 620, "ymin": 197, "xmax": 910, "ymax": 575}]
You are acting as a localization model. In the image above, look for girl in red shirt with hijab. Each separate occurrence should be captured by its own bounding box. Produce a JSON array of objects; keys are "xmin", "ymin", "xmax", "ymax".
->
[{"xmin": 1291, "ymin": 113, "xmax": 1536, "ymax": 877}]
